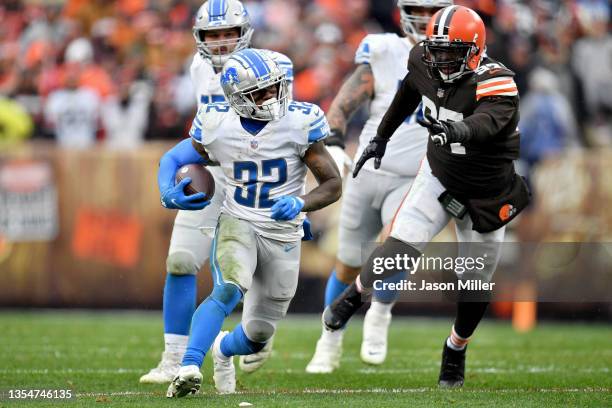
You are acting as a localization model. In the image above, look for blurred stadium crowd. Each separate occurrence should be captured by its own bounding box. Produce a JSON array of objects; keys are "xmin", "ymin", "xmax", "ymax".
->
[{"xmin": 0, "ymin": 0, "xmax": 610, "ymax": 167}]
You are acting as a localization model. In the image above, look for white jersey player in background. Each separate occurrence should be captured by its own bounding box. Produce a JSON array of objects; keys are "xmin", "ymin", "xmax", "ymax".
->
[
  {"xmin": 306, "ymin": 0, "xmax": 453, "ymax": 373},
  {"xmin": 44, "ymin": 64, "xmax": 100, "ymax": 149},
  {"xmin": 140, "ymin": 0, "xmax": 295, "ymax": 384},
  {"xmin": 165, "ymin": 48, "xmax": 341, "ymax": 397}
]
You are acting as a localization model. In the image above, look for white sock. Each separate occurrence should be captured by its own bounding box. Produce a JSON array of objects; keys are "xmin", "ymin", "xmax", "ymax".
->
[
  {"xmin": 164, "ymin": 333, "xmax": 188, "ymax": 355},
  {"xmin": 320, "ymin": 325, "xmax": 344, "ymax": 344},
  {"xmin": 369, "ymin": 301, "xmax": 394, "ymax": 315}
]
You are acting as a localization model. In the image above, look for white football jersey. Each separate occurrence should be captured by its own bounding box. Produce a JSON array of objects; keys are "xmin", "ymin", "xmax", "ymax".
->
[
  {"xmin": 44, "ymin": 88, "xmax": 100, "ymax": 149},
  {"xmin": 189, "ymin": 100, "xmax": 329, "ymax": 242},
  {"xmin": 353, "ymin": 33, "xmax": 427, "ymax": 176}
]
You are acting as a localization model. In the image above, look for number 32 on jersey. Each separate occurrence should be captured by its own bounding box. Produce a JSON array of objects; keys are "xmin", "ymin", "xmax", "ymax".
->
[
  {"xmin": 421, "ymin": 95, "xmax": 466, "ymax": 155},
  {"xmin": 233, "ymin": 159, "xmax": 287, "ymax": 208}
]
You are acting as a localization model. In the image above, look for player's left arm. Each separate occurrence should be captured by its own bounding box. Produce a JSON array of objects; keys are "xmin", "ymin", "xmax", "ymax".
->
[
  {"xmin": 419, "ymin": 96, "xmax": 518, "ymax": 146},
  {"xmin": 300, "ymin": 141, "xmax": 342, "ymax": 211},
  {"xmin": 268, "ymin": 141, "xmax": 341, "ymax": 221},
  {"xmin": 456, "ymin": 96, "xmax": 519, "ymax": 143}
]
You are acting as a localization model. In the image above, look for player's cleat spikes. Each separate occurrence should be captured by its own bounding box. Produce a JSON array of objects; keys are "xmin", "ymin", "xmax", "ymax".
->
[
  {"xmin": 323, "ymin": 282, "xmax": 365, "ymax": 331},
  {"xmin": 360, "ymin": 307, "xmax": 391, "ymax": 365},
  {"xmin": 166, "ymin": 365, "xmax": 202, "ymax": 398},
  {"xmin": 239, "ymin": 336, "xmax": 274, "ymax": 373},
  {"xmin": 305, "ymin": 330, "xmax": 343, "ymax": 373},
  {"xmin": 212, "ymin": 331, "xmax": 236, "ymax": 394},
  {"xmin": 438, "ymin": 340, "xmax": 466, "ymax": 388},
  {"xmin": 140, "ymin": 351, "xmax": 182, "ymax": 384}
]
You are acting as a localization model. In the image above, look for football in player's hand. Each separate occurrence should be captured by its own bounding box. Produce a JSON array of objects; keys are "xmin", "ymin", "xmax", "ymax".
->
[{"xmin": 175, "ymin": 164, "xmax": 215, "ymax": 200}]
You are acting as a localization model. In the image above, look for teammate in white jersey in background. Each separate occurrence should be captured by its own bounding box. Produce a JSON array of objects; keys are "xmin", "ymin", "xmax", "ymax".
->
[
  {"xmin": 306, "ymin": 0, "xmax": 452, "ymax": 373},
  {"xmin": 164, "ymin": 48, "xmax": 341, "ymax": 397},
  {"xmin": 140, "ymin": 0, "xmax": 294, "ymax": 384}
]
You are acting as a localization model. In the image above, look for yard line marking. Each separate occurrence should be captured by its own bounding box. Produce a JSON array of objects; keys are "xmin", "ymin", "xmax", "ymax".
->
[
  {"xmin": 0, "ymin": 368, "xmax": 145, "ymax": 374},
  {"xmin": 2, "ymin": 366, "xmax": 608, "ymax": 375},
  {"xmin": 76, "ymin": 387, "xmax": 612, "ymax": 398},
  {"xmin": 262, "ymin": 367, "xmax": 610, "ymax": 375}
]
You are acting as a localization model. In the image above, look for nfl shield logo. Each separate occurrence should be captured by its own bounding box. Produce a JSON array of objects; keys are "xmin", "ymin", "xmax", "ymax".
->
[
  {"xmin": 437, "ymin": 88, "xmax": 444, "ymax": 98},
  {"xmin": 250, "ymin": 139, "xmax": 259, "ymax": 149}
]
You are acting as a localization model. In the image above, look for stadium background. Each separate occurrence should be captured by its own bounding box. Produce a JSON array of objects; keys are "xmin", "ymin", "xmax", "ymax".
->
[{"xmin": 0, "ymin": 0, "xmax": 610, "ymax": 323}]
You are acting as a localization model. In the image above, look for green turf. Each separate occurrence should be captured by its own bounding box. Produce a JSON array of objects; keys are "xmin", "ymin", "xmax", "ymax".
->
[{"xmin": 0, "ymin": 311, "xmax": 610, "ymax": 407}]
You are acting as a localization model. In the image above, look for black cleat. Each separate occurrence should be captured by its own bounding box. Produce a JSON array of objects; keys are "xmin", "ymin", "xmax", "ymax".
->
[
  {"xmin": 438, "ymin": 340, "xmax": 466, "ymax": 388},
  {"xmin": 323, "ymin": 282, "xmax": 365, "ymax": 331}
]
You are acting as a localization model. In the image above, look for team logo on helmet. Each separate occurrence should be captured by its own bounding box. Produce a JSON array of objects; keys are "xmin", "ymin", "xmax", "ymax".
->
[{"xmin": 221, "ymin": 67, "xmax": 240, "ymax": 86}]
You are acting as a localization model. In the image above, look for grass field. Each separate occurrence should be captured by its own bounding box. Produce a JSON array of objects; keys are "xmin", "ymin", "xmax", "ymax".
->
[{"xmin": 0, "ymin": 311, "xmax": 610, "ymax": 407}]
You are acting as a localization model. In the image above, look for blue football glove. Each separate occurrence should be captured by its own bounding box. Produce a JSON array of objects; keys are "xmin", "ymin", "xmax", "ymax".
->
[
  {"xmin": 270, "ymin": 196, "xmax": 305, "ymax": 221},
  {"xmin": 302, "ymin": 217, "xmax": 314, "ymax": 241},
  {"xmin": 160, "ymin": 177, "xmax": 210, "ymax": 210}
]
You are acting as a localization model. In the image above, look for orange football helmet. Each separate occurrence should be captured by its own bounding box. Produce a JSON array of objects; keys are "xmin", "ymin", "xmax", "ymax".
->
[{"xmin": 422, "ymin": 5, "xmax": 486, "ymax": 82}]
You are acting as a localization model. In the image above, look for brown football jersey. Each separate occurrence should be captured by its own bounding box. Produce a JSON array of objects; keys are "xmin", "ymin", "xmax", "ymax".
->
[{"xmin": 377, "ymin": 44, "xmax": 520, "ymax": 199}]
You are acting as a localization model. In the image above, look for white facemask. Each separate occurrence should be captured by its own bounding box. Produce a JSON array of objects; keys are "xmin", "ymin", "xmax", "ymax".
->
[{"xmin": 260, "ymin": 97, "xmax": 281, "ymax": 120}]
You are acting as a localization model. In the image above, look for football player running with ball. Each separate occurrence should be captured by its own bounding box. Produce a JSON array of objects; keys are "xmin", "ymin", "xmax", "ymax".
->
[
  {"xmin": 140, "ymin": 0, "xmax": 295, "ymax": 384},
  {"xmin": 323, "ymin": 6, "xmax": 530, "ymax": 387},
  {"xmin": 306, "ymin": 0, "xmax": 452, "ymax": 374},
  {"xmin": 164, "ymin": 49, "xmax": 341, "ymax": 397}
]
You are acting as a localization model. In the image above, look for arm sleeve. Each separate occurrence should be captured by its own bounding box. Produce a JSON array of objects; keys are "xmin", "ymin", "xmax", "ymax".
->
[
  {"xmin": 157, "ymin": 138, "xmax": 207, "ymax": 194},
  {"xmin": 460, "ymin": 96, "xmax": 518, "ymax": 143},
  {"xmin": 376, "ymin": 73, "xmax": 421, "ymax": 139}
]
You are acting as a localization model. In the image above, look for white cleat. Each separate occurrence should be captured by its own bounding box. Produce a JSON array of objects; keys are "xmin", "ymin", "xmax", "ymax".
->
[
  {"xmin": 360, "ymin": 306, "xmax": 392, "ymax": 365},
  {"xmin": 140, "ymin": 351, "xmax": 182, "ymax": 384},
  {"xmin": 166, "ymin": 365, "xmax": 202, "ymax": 398},
  {"xmin": 239, "ymin": 336, "xmax": 274, "ymax": 373},
  {"xmin": 305, "ymin": 330, "xmax": 343, "ymax": 374},
  {"xmin": 212, "ymin": 331, "xmax": 236, "ymax": 394}
]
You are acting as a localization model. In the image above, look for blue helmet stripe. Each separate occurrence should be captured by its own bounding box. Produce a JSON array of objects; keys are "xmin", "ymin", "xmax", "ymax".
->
[
  {"xmin": 208, "ymin": 0, "xmax": 225, "ymax": 18},
  {"xmin": 208, "ymin": 0, "xmax": 215, "ymax": 18},
  {"xmin": 240, "ymin": 49, "xmax": 270, "ymax": 79},
  {"xmin": 240, "ymin": 50, "xmax": 269, "ymax": 78}
]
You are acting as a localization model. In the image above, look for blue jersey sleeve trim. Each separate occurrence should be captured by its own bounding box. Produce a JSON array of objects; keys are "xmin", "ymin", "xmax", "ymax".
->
[
  {"xmin": 308, "ymin": 124, "xmax": 329, "ymax": 143},
  {"xmin": 355, "ymin": 40, "xmax": 371, "ymax": 64},
  {"xmin": 309, "ymin": 115, "xmax": 325, "ymax": 128},
  {"xmin": 189, "ymin": 126, "xmax": 203, "ymax": 142}
]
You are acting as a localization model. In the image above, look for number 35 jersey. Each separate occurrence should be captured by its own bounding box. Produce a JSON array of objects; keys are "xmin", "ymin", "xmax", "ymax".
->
[{"xmin": 189, "ymin": 101, "xmax": 329, "ymax": 241}]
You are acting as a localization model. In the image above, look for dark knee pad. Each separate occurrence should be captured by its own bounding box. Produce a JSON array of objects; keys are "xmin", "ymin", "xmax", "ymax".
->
[{"xmin": 244, "ymin": 319, "xmax": 275, "ymax": 344}]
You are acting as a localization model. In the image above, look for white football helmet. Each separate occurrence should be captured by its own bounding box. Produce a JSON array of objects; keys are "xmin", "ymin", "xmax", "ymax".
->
[
  {"xmin": 193, "ymin": 0, "xmax": 254, "ymax": 68},
  {"xmin": 398, "ymin": 0, "xmax": 454, "ymax": 41},
  {"xmin": 220, "ymin": 49, "xmax": 289, "ymax": 121}
]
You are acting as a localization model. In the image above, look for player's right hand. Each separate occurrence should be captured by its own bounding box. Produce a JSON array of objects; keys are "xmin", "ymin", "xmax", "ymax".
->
[
  {"xmin": 160, "ymin": 177, "xmax": 210, "ymax": 210},
  {"xmin": 352, "ymin": 136, "xmax": 388, "ymax": 178}
]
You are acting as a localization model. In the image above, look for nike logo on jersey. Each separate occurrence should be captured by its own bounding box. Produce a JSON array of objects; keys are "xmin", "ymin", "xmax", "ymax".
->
[{"xmin": 284, "ymin": 243, "xmax": 297, "ymax": 252}]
